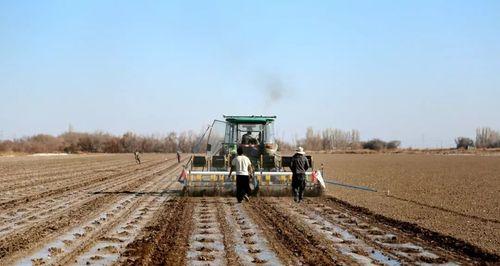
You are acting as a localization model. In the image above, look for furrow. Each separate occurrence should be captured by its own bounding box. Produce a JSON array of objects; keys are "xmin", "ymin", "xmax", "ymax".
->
[
  {"xmin": 221, "ymin": 198, "xmax": 283, "ymax": 266},
  {"xmin": 0, "ymin": 158, "xmax": 177, "ymax": 237},
  {"xmin": 0, "ymin": 158, "xmax": 171, "ymax": 210},
  {"xmin": 0, "ymin": 159, "xmax": 183, "ymax": 263},
  {"xmin": 0, "ymin": 159, "xmax": 133, "ymax": 192},
  {"xmin": 308, "ymin": 198, "xmax": 471, "ymax": 264},
  {"xmin": 246, "ymin": 198, "xmax": 352, "ymax": 265},
  {"xmin": 186, "ymin": 199, "xmax": 227, "ymax": 266},
  {"xmin": 119, "ymin": 197, "xmax": 194, "ymax": 265},
  {"xmin": 274, "ymin": 198, "xmax": 462, "ymax": 265},
  {"xmin": 39, "ymin": 164, "xmax": 183, "ymax": 266}
]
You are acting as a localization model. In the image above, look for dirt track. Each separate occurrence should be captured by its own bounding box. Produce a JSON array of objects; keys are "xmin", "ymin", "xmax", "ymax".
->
[{"xmin": 0, "ymin": 154, "xmax": 497, "ymax": 265}]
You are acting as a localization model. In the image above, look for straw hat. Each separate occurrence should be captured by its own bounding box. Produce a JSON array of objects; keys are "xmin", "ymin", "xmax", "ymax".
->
[{"xmin": 295, "ymin": 147, "xmax": 305, "ymax": 155}]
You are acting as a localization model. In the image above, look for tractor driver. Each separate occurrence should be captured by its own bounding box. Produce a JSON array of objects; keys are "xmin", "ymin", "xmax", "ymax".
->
[{"xmin": 241, "ymin": 131, "xmax": 253, "ymax": 145}]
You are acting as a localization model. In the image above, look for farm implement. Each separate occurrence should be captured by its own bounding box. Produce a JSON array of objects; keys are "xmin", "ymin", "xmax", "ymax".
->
[{"xmin": 180, "ymin": 115, "xmax": 324, "ymax": 197}]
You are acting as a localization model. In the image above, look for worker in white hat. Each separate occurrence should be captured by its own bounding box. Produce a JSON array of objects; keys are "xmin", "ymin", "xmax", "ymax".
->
[{"xmin": 290, "ymin": 147, "xmax": 310, "ymax": 202}]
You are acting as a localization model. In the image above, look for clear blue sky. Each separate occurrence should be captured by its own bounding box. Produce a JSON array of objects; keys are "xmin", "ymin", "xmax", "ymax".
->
[{"xmin": 1, "ymin": 1, "xmax": 499, "ymax": 147}]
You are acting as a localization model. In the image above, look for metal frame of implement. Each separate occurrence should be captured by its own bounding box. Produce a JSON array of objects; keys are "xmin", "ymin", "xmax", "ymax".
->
[{"xmin": 184, "ymin": 171, "xmax": 322, "ymax": 196}]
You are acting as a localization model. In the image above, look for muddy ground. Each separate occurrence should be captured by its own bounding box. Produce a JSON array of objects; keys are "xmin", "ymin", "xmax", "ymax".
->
[{"xmin": 0, "ymin": 154, "xmax": 498, "ymax": 265}]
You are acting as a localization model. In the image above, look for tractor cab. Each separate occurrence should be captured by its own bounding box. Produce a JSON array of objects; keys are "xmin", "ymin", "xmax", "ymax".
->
[
  {"xmin": 203, "ymin": 116, "xmax": 279, "ymax": 171},
  {"xmin": 225, "ymin": 116, "xmax": 278, "ymax": 163}
]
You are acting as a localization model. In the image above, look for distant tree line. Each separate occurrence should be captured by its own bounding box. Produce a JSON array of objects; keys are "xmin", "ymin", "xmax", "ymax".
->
[
  {"xmin": 297, "ymin": 127, "xmax": 361, "ymax": 150},
  {"xmin": 455, "ymin": 127, "xmax": 500, "ymax": 149},
  {"xmin": 475, "ymin": 127, "xmax": 500, "ymax": 148},
  {"xmin": 285, "ymin": 127, "xmax": 401, "ymax": 151},
  {"xmin": 0, "ymin": 131, "xmax": 199, "ymax": 154},
  {"xmin": 0, "ymin": 127, "xmax": 405, "ymax": 154}
]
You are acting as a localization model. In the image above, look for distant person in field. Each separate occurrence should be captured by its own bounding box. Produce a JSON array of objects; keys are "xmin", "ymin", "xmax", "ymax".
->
[
  {"xmin": 176, "ymin": 151, "xmax": 181, "ymax": 163},
  {"xmin": 290, "ymin": 147, "xmax": 309, "ymax": 203},
  {"xmin": 228, "ymin": 146, "xmax": 253, "ymax": 203},
  {"xmin": 134, "ymin": 151, "xmax": 141, "ymax": 164}
]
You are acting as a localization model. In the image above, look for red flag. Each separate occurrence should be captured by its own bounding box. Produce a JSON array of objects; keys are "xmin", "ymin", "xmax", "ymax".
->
[{"xmin": 311, "ymin": 170, "xmax": 318, "ymax": 183}]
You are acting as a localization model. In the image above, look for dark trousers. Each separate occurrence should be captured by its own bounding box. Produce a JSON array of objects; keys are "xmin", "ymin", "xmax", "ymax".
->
[
  {"xmin": 292, "ymin": 173, "xmax": 306, "ymax": 200},
  {"xmin": 236, "ymin": 175, "xmax": 251, "ymax": 202}
]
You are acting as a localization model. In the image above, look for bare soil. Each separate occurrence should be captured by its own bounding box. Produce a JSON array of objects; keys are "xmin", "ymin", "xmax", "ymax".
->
[
  {"xmin": 313, "ymin": 153, "xmax": 500, "ymax": 256},
  {"xmin": 121, "ymin": 197, "xmax": 194, "ymax": 265},
  {"xmin": 0, "ymin": 154, "xmax": 497, "ymax": 265}
]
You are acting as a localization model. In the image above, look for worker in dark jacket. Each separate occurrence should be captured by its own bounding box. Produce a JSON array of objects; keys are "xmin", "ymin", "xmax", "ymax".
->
[{"xmin": 290, "ymin": 147, "xmax": 309, "ymax": 202}]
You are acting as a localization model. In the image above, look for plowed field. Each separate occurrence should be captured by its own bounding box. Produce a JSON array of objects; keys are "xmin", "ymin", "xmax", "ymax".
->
[
  {"xmin": 314, "ymin": 153, "xmax": 500, "ymax": 257},
  {"xmin": 0, "ymin": 154, "xmax": 497, "ymax": 265}
]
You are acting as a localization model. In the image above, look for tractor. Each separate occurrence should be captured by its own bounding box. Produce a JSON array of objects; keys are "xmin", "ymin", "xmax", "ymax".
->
[{"xmin": 182, "ymin": 115, "xmax": 323, "ymax": 197}]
